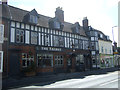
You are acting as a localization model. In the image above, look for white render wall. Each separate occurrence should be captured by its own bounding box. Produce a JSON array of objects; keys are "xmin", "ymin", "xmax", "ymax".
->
[{"xmin": 98, "ymin": 39, "xmax": 113, "ymax": 55}]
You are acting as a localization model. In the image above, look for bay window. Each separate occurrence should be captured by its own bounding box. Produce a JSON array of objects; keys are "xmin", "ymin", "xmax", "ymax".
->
[{"xmin": 37, "ymin": 54, "xmax": 53, "ymax": 67}]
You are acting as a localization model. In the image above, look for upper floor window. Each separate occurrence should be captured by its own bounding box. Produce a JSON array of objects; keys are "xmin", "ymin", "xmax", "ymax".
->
[
  {"xmin": 30, "ymin": 15, "xmax": 38, "ymax": 24},
  {"xmin": 100, "ymin": 34, "xmax": 103, "ymax": 38},
  {"xmin": 16, "ymin": 29, "xmax": 24, "ymax": 43},
  {"xmin": 31, "ymin": 32, "xmax": 37, "ymax": 45}
]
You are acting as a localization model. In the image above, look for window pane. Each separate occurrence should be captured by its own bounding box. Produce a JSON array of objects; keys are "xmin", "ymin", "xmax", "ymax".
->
[
  {"xmin": 31, "ymin": 32, "xmax": 37, "ymax": 44},
  {"xmin": 25, "ymin": 31, "xmax": 30, "ymax": 44},
  {"xmin": 10, "ymin": 28, "xmax": 15, "ymax": 43}
]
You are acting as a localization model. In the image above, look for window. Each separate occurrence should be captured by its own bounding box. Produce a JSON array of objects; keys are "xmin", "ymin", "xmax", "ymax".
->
[
  {"xmin": 37, "ymin": 54, "xmax": 53, "ymax": 67},
  {"xmin": 84, "ymin": 40, "xmax": 89, "ymax": 50},
  {"xmin": 39, "ymin": 33, "xmax": 41, "ymax": 45},
  {"xmin": 10, "ymin": 28, "xmax": 15, "ymax": 43},
  {"xmin": 16, "ymin": 29, "xmax": 24, "ymax": 43},
  {"xmin": 42, "ymin": 33, "xmax": 44, "ymax": 45},
  {"xmin": 26, "ymin": 24, "xmax": 30, "ymax": 29},
  {"xmin": 70, "ymin": 38, "xmax": 74, "ymax": 48},
  {"xmin": 31, "ymin": 32, "xmax": 37, "ymax": 45},
  {"xmin": 25, "ymin": 31, "xmax": 30, "ymax": 44},
  {"xmin": 100, "ymin": 34, "xmax": 103, "ymax": 38},
  {"xmin": 96, "ymin": 42, "xmax": 99, "ymax": 50},
  {"xmin": 91, "ymin": 42, "xmax": 95, "ymax": 50},
  {"xmin": 45, "ymin": 34, "xmax": 50, "ymax": 46},
  {"xmin": 51, "ymin": 35, "xmax": 53, "ymax": 46},
  {"xmin": 0, "ymin": 51, "xmax": 3, "ymax": 72},
  {"xmin": 30, "ymin": 15, "xmax": 38, "ymax": 24},
  {"xmin": 59, "ymin": 36, "xmax": 64, "ymax": 47},
  {"xmin": 54, "ymin": 21, "xmax": 60, "ymax": 29},
  {"xmin": 91, "ymin": 37, "xmax": 94, "ymax": 41},
  {"xmin": 0, "ymin": 24, "xmax": 4, "ymax": 43},
  {"xmin": 11, "ymin": 21, "xmax": 15, "ymax": 27},
  {"xmin": 21, "ymin": 23, "xmax": 24, "ymax": 29},
  {"xmin": 75, "ymin": 39, "xmax": 78, "ymax": 48},
  {"xmin": 101, "ymin": 46, "xmax": 104, "ymax": 53},
  {"xmin": 105, "ymin": 49, "xmax": 107, "ymax": 54},
  {"xmin": 79, "ymin": 40, "xmax": 83, "ymax": 49},
  {"xmin": 16, "ymin": 22, "xmax": 20, "ymax": 28},
  {"xmin": 55, "ymin": 55, "xmax": 64, "ymax": 66},
  {"xmin": 54, "ymin": 36, "xmax": 59, "ymax": 47},
  {"xmin": 22, "ymin": 53, "xmax": 34, "ymax": 67},
  {"xmin": 92, "ymin": 51, "xmax": 95, "ymax": 55}
]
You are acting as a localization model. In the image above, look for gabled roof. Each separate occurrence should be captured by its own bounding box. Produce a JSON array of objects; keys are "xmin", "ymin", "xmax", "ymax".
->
[{"xmin": 1, "ymin": 4, "xmax": 86, "ymax": 36}]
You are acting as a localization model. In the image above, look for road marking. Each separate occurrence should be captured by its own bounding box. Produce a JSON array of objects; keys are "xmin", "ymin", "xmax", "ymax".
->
[{"xmin": 99, "ymin": 79, "xmax": 118, "ymax": 86}]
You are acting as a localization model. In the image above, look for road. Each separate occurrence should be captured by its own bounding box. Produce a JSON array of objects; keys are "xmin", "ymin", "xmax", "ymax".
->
[{"xmin": 15, "ymin": 71, "xmax": 119, "ymax": 89}]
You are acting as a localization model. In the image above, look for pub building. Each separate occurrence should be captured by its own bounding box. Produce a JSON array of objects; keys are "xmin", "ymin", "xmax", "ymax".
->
[{"xmin": 1, "ymin": 2, "xmax": 95, "ymax": 77}]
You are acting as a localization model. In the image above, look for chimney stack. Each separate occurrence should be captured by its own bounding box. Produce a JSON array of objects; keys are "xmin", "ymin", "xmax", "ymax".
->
[
  {"xmin": 2, "ymin": 0, "xmax": 8, "ymax": 4},
  {"xmin": 82, "ymin": 17, "xmax": 88, "ymax": 29},
  {"xmin": 55, "ymin": 7, "xmax": 64, "ymax": 23}
]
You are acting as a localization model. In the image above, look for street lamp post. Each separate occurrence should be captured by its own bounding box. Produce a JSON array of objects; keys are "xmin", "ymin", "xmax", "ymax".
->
[
  {"xmin": 112, "ymin": 26, "xmax": 118, "ymax": 67},
  {"xmin": 112, "ymin": 26, "xmax": 117, "ymax": 43}
]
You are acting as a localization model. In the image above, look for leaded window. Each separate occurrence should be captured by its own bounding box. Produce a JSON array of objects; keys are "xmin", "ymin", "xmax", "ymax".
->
[
  {"xmin": 37, "ymin": 54, "xmax": 53, "ymax": 67},
  {"xmin": 22, "ymin": 53, "xmax": 34, "ymax": 67},
  {"xmin": 16, "ymin": 29, "xmax": 24, "ymax": 43},
  {"xmin": 31, "ymin": 32, "xmax": 37, "ymax": 44},
  {"xmin": 59, "ymin": 36, "xmax": 64, "ymax": 47},
  {"xmin": 45, "ymin": 34, "xmax": 50, "ymax": 46},
  {"xmin": 54, "ymin": 36, "xmax": 59, "ymax": 47},
  {"xmin": 55, "ymin": 55, "xmax": 64, "ymax": 66}
]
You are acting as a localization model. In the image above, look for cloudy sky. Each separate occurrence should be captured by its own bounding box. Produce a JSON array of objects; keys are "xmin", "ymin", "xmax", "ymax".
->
[{"xmin": 8, "ymin": 0, "xmax": 119, "ymax": 44}]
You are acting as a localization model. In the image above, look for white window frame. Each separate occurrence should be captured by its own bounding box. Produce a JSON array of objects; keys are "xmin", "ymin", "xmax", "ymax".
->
[
  {"xmin": 91, "ymin": 37, "xmax": 94, "ymax": 41},
  {"xmin": 10, "ymin": 28, "xmax": 15, "ymax": 43},
  {"xmin": 0, "ymin": 24, "xmax": 4, "ymax": 43},
  {"xmin": 0, "ymin": 51, "xmax": 3, "ymax": 72},
  {"xmin": 25, "ymin": 30, "xmax": 30, "ymax": 44},
  {"xmin": 11, "ymin": 21, "xmax": 15, "ymax": 27}
]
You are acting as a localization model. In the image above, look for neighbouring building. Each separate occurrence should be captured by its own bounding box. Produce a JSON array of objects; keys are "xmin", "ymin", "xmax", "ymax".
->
[{"xmin": 98, "ymin": 31, "xmax": 113, "ymax": 68}]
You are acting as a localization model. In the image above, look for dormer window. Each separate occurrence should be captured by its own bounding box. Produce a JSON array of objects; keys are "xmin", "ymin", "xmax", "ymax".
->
[
  {"xmin": 23, "ymin": 9, "xmax": 39, "ymax": 24},
  {"xmin": 100, "ymin": 34, "xmax": 103, "ymax": 38},
  {"xmin": 30, "ymin": 15, "xmax": 38, "ymax": 24},
  {"xmin": 54, "ymin": 21, "xmax": 60, "ymax": 29}
]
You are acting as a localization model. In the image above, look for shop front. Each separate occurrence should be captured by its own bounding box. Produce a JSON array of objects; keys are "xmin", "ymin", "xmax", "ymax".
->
[{"xmin": 100, "ymin": 54, "xmax": 114, "ymax": 68}]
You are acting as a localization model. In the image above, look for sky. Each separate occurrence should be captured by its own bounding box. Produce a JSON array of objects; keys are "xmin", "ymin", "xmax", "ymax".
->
[{"xmin": 7, "ymin": 0, "xmax": 119, "ymax": 44}]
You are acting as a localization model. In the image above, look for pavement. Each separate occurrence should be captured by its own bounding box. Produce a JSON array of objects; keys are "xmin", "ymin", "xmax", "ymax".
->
[{"xmin": 2, "ymin": 67, "xmax": 119, "ymax": 89}]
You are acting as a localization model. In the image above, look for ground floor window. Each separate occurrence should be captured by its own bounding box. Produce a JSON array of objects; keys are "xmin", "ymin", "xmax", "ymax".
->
[
  {"xmin": 0, "ymin": 51, "xmax": 3, "ymax": 72},
  {"xmin": 37, "ymin": 54, "xmax": 53, "ymax": 67},
  {"xmin": 55, "ymin": 55, "xmax": 64, "ymax": 66},
  {"xmin": 22, "ymin": 53, "xmax": 34, "ymax": 67}
]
